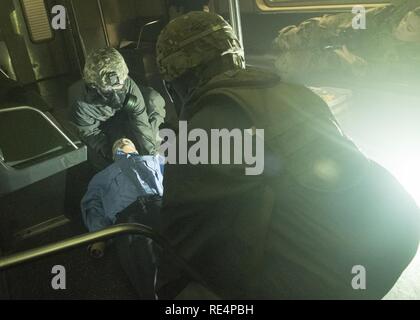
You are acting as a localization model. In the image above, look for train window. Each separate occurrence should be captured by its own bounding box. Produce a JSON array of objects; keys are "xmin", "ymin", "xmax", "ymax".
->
[
  {"xmin": 20, "ymin": 0, "xmax": 53, "ymax": 43},
  {"xmin": 256, "ymin": 0, "xmax": 390, "ymax": 11}
]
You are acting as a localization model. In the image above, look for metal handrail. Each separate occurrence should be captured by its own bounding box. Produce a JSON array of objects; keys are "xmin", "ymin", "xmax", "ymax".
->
[
  {"xmin": 0, "ymin": 67, "xmax": 10, "ymax": 79},
  {"xmin": 228, "ymin": 0, "xmax": 244, "ymax": 52},
  {"xmin": 96, "ymin": 0, "xmax": 110, "ymax": 48},
  {"xmin": 0, "ymin": 106, "xmax": 79, "ymax": 150},
  {"xmin": 0, "ymin": 223, "xmax": 207, "ymax": 288},
  {"xmin": 136, "ymin": 20, "xmax": 160, "ymax": 49}
]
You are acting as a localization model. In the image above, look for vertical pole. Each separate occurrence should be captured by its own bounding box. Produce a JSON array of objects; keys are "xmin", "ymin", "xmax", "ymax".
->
[
  {"xmin": 228, "ymin": 0, "xmax": 244, "ymax": 50},
  {"xmin": 96, "ymin": 0, "xmax": 110, "ymax": 47}
]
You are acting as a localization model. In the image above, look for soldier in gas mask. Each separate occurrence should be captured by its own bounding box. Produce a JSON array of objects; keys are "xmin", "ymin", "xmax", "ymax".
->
[{"xmin": 69, "ymin": 48, "xmax": 165, "ymax": 170}]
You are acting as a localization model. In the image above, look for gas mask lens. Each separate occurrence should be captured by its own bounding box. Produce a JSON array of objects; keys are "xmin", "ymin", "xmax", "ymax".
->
[{"xmin": 108, "ymin": 72, "xmax": 120, "ymax": 87}]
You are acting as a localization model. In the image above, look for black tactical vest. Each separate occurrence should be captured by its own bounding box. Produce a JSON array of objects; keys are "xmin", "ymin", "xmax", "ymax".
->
[
  {"xmin": 185, "ymin": 68, "xmax": 369, "ymax": 192},
  {"xmin": 173, "ymin": 68, "xmax": 419, "ymax": 299}
]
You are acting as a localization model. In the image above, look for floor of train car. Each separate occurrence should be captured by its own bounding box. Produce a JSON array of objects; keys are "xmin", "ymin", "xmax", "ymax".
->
[
  {"xmin": 2, "ymin": 74, "xmax": 420, "ymax": 299},
  {"xmin": 383, "ymin": 248, "xmax": 420, "ymax": 300}
]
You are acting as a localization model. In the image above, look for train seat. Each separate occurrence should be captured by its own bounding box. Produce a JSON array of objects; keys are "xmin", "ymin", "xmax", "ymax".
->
[{"xmin": 0, "ymin": 106, "xmax": 86, "ymax": 250}]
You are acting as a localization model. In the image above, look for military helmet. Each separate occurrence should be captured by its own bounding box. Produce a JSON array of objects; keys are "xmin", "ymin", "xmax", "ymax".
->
[
  {"xmin": 394, "ymin": 6, "xmax": 420, "ymax": 42},
  {"xmin": 83, "ymin": 48, "xmax": 129, "ymax": 91},
  {"xmin": 156, "ymin": 11, "xmax": 245, "ymax": 81}
]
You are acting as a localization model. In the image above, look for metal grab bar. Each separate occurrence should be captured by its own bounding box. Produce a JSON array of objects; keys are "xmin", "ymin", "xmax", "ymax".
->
[
  {"xmin": 0, "ymin": 223, "xmax": 207, "ymax": 288},
  {"xmin": 0, "ymin": 106, "xmax": 79, "ymax": 150},
  {"xmin": 136, "ymin": 20, "xmax": 160, "ymax": 50},
  {"xmin": 228, "ymin": 0, "xmax": 244, "ymax": 52}
]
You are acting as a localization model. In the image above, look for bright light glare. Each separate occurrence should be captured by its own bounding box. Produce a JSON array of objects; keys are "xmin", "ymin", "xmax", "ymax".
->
[
  {"xmin": 316, "ymin": 87, "xmax": 420, "ymax": 300},
  {"xmin": 321, "ymin": 88, "xmax": 420, "ymax": 207},
  {"xmin": 383, "ymin": 153, "xmax": 420, "ymax": 207}
]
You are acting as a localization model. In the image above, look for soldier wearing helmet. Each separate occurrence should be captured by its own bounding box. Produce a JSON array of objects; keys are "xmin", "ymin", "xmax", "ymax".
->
[
  {"xmin": 155, "ymin": 12, "xmax": 419, "ymax": 299},
  {"xmin": 272, "ymin": 0, "xmax": 420, "ymax": 84},
  {"xmin": 157, "ymin": 11, "xmax": 245, "ymax": 94},
  {"xmin": 68, "ymin": 48, "xmax": 166, "ymax": 170}
]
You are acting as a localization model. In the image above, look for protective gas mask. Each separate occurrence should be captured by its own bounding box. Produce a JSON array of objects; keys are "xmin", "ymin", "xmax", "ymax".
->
[
  {"xmin": 394, "ymin": 8, "xmax": 420, "ymax": 43},
  {"xmin": 100, "ymin": 89, "xmax": 126, "ymax": 109},
  {"xmin": 89, "ymin": 72, "xmax": 138, "ymax": 109}
]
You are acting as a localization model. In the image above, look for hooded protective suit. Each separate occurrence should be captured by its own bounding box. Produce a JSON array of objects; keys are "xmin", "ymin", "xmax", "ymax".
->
[{"xmin": 68, "ymin": 48, "xmax": 165, "ymax": 169}]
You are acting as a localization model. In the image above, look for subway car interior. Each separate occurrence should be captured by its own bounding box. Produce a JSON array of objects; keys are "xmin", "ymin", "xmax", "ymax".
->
[{"xmin": 0, "ymin": 0, "xmax": 420, "ymax": 300}]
